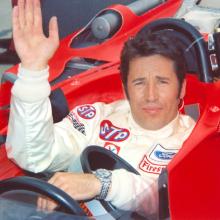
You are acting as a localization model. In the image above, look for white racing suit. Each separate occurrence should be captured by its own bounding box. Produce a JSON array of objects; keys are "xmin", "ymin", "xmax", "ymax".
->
[{"xmin": 6, "ymin": 65, "xmax": 196, "ymax": 217}]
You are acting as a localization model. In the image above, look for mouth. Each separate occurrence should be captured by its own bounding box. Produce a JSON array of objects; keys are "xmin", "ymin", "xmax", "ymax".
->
[{"xmin": 142, "ymin": 106, "xmax": 162, "ymax": 115}]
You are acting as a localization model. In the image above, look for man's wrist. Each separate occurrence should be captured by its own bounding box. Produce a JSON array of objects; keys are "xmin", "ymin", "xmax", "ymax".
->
[
  {"xmin": 21, "ymin": 61, "xmax": 48, "ymax": 71},
  {"xmin": 94, "ymin": 169, "xmax": 112, "ymax": 200},
  {"xmin": 18, "ymin": 63, "xmax": 49, "ymax": 79}
]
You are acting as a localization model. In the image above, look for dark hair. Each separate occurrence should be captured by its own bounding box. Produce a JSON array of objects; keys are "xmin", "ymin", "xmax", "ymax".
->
[{"xmin": 120, "ymin": 30, "xmax": 186, "ymax": 97}]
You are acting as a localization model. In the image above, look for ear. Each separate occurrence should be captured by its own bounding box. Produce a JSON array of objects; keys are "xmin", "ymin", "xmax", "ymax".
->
[{"xmin": 179, "ymin": 79, "xmax": 186, "ymax": 99}]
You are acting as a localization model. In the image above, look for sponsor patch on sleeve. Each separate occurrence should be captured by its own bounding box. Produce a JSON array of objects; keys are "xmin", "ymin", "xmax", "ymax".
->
[
  {"xmin": 67, "ymin": 112, "xmax": 86, "ymax": 135},
  {"xmin": 77, "ymin": 105, "xmax": 96, "ymax": 119},
  {"xmin": 99, "ymin": 120, "xmax": 130, "ymax": 142}
]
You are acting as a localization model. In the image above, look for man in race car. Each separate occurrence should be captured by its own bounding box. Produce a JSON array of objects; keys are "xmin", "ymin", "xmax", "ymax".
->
[{"xmin": 6, "ymin": 0, "xmax": 195, "ymax": 216}]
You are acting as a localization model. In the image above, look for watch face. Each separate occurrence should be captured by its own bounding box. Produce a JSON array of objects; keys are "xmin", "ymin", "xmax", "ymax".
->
[{"xmin": 97, "ymin": 169, "xmax": 112, "ymax": 178}]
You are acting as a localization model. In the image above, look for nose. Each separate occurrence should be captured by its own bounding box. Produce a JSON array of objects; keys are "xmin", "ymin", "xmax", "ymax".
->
[{"xmin": 145, "ymin": 81, "xmax": 158, "ymax": 102}]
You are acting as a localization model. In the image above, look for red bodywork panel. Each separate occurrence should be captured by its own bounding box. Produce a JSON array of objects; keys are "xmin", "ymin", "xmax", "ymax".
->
[
  {"xmin": 168, "ymin": 77, "xmax": 220, "ymax": 219},
  {"xmin": 0, "ymin": 146, "xmax": 23, "ymax": 180}
]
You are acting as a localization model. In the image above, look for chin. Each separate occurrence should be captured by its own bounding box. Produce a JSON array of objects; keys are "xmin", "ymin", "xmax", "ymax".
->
[{"xmin": 140, "ymin": 118, "xmax": 165, "ymax": 130}]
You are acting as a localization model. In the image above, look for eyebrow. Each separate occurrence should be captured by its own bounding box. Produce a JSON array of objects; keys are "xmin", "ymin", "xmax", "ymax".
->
[
  {"xmin": 155, "ymin": 76, "xmax": 170, "ymax": 81},
  {"xmin": 132, "ymin": 76, "xmax": 170, "ymax": 84},
  {"xmin": 132, "ymin": 77, "xmax": 145, "ymax": 84}
]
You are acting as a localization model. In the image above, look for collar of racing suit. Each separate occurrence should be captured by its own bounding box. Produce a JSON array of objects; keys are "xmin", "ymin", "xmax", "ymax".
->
[{"xmin": 128, "ymin": 112, "xmax": 181, "ymax": 138}]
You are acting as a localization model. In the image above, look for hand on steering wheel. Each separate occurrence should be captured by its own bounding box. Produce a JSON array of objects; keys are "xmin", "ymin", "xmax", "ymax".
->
[{"xmin": 0, "ymin": 176, "xmax": 86, "ymax": 216}]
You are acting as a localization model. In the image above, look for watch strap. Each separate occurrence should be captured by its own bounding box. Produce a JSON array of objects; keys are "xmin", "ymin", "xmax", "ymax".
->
[{"xmin": 94, "ymin": 169, "xmax": 112, "ymax": 200}]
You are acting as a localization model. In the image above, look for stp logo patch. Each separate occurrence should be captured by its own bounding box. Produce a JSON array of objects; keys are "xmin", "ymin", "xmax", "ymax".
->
[
  {"xmin": 77, "ymin": 105, "xmax": 96, "ymax": 119},
  {"xmin": 104, "ymin": 142, "xmax": 120, "ymax": 154},
  {"xmin": 100, "ymin": 120, "xmax": 130, "ymax": 142}
]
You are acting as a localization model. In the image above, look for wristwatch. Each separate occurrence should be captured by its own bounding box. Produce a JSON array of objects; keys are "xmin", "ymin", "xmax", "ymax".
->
[{"xmin": 94, "ymin": 168, "xmax": 112, "ymax": 200}]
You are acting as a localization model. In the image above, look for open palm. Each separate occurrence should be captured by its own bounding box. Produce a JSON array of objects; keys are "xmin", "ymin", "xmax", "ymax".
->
[{"xmin": 13, "ymin": 0, "xmax": 59, "ymax": 70}]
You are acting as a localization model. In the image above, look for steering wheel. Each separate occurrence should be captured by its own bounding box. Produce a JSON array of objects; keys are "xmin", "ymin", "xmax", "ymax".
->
[
  {"xmin": 0, "ymin": 176, "xmax": 86, "ymax": 216},
  {"xmin": 80, "ymin": 145, "xmax": 140, "ymax": 218}
]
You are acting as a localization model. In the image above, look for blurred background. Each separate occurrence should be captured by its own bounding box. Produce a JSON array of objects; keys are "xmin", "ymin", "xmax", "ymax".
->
[{"xmin": 0, "ymin": 0, "xmax": 12, "ymax": 77}]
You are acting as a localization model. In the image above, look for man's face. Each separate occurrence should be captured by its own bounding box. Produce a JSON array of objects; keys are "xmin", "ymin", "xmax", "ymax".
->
[{"xmin": 127, "ymin": 54, "xmax": 185, "ymax": 130}]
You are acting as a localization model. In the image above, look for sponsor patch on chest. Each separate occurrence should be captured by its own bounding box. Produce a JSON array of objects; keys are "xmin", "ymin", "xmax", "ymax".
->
[
  {"xmin": 149, "ymin": 144, "xmax": 178, "ymax": 162},
  {"xmin": 99, "ymin": 120, "xmax": 130, "ymax": 142},
  {"xmin": 77, "ymin": 105, "xmax": 96, "ymax": 119},
  {"xmin": 139, "ymin": 144, "xmax": 178, "ymax": 175},
  {"xmin": 104, "ymin": 142, "xmax": 120, "ymax": 154},
  {"xmin": 67, "ymin": 112, "xmax": 86, "ymax": 135},
  {"xmin": 139, "ymin": 156, "xmax": 166, "ymax": 174}
]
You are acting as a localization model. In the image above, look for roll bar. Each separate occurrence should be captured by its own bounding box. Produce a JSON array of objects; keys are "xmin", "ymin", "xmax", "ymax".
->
[{"xmin": 136, "ymin": 18, "xmax": 213, "ymax": 83}]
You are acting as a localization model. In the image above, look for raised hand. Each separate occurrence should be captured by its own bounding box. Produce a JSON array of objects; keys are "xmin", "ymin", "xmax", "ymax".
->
[{"xmin": 12, "ymin": 0, "xmax": 59, "ymax": 70}]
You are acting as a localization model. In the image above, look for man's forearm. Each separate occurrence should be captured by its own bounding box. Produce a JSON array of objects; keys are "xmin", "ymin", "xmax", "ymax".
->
[{"xmin": 6, "ymin": 65, "xmax": 54, "ymax": 172}]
